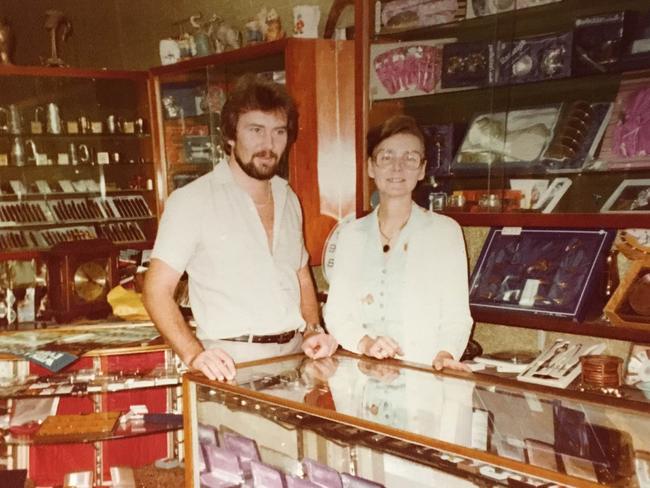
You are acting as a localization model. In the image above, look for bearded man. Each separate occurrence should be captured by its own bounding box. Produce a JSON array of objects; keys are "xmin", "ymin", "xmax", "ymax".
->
[{"xmin": 144, "ymin": 75, "xmax": 337, "ymax": 381}]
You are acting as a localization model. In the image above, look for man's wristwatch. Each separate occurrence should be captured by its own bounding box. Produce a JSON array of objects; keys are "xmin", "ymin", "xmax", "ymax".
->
[{"xmin": 303, "ymin": 323, "xmax": 325, "ymax": 337}]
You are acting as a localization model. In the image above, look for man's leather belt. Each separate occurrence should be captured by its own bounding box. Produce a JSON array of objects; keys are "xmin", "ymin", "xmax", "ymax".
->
[{"xmin": 222, "ymin": 329, "xmax": 299, "ymax": 344}]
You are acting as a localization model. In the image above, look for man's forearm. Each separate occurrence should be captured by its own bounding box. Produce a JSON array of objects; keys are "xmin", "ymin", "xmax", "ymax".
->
[
  {"xmin": 298, "ymin": 265, "xmax": 321, "ymax": 326},
  {"xmin": 144, "ymin": 290, "xmax": 203, "ymax": 366}
]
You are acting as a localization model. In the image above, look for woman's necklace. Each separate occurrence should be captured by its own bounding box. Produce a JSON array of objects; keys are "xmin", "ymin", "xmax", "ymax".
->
[{"xmin": 378, "ymin": 214, "xmax": 410, "ymax": 253}]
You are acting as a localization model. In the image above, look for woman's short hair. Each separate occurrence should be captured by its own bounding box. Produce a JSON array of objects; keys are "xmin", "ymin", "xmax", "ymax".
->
[
  {"xmin": 221, "ymin": 73, "xmax": 299, "ymax": 154},
  {"xmin": 367, "ymin": 115, "xmax": 425, "ymax": 158}
]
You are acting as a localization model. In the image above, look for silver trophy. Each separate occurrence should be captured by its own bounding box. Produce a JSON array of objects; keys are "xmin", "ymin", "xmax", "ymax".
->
[{"xmin": 43, "ymin": 10, "xmax": 72, "ymax": 67}]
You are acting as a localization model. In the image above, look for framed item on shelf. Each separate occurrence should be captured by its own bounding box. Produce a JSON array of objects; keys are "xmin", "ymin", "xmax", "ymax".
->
[
  {"xmin": 469, "ymin": 228, "xmax": 615, "ymax": 321},
  {"xmin": 370, "ymin": 39, "xmax": 451, "ymax": 100},
  {"xmin": 604, "ymin": 258, "xmax": 650, "ymax": 330},
  {"xmin": 441, "ymin": 41, "xmax": 495, "ymax": 89},
  {"xmin": 600, "ymin": 178, "xmax": 650, "ymax": 213},
  {"xmin": 531, "ymin": 177, "xmax": 572, "ymax": 213},
  {"xmin": 599, "ymin": 72, "xmax": 650, "ymax": 169},
  {"xmin": 509, "ymin": 179, "xmax": 549, "ymax": 210},
  {"xmin": 624, "ymin": 344, "xmax": 650, "ymax": 394},
  {"xmin": 517, "ymin": 338, "xmax": 606, "ymax": 388}
]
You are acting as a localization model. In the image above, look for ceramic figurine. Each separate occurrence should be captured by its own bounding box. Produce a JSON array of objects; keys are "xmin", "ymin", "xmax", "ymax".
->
[
  {"xmin": 265, "ymin": 9, "xmax": 285, "ymax": 42},
  {"xmin": 190, "ymin": 13, "xmax": 219, "ymax": 56},
  {"xmin": 214, "ymin": 17, "xmax": 241, "ymax": 52}
]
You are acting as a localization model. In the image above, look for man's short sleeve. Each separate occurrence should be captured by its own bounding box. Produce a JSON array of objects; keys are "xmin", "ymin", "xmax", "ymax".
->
[{"xmin": 150, "ymin": 189, "xmax": 200, "ymax": 274}]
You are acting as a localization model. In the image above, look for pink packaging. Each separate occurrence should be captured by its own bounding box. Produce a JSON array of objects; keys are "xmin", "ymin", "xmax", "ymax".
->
[
  {"xmin": 286, "ymin": 475, "xmax": 320, "ymax": 488},
  {"xmin": 201, "ymin": 444, "xmax": 244, "ymax": 487},
  {"xmin": 341, "ymin": 473, "xmax": 385, "ymax": 488}
]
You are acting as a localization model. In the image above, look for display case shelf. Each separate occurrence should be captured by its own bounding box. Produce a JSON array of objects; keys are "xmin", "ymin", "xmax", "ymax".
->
[
  {"xmin": 473, "ymin": 308, "xmax": 650, "ymax": 344},
  {"xmin": 445, "ymin": 212, "xmax": 650, "ymax": 228}
]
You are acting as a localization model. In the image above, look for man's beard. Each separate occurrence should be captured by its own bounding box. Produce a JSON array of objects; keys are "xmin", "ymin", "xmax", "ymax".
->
[{"xmin": 234, "ymin": 148, "xmax": 281, "ymax": 181}]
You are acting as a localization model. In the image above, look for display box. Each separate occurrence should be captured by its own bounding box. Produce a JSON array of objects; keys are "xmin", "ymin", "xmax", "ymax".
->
[
  {"xmin": 380, "ymin": 0, "xmax": 465, "ymax": 32},
  {"xmin": 465, "ymin": 0, "xmax": 561, "ymax": 19},
  {"xmin": 469, "ymin": 228, "xmax": 615, "ymax": 321},
  {"xmin": 572, "ymin": 11, "xmax": 635, "ymax": 76},
  {"xmin": 441, "ymin": 41, "xmax": 495, "ymax": 89},
  {"xmin": 421, "ymin": 123, "xmax": 465, "ymax": 176},
  {"xmin": 453, "ymin": 105, "xmax": 560, "ymax": 172},
  {"xmin": 370, "ymin": 40, "xmax": 448, "ymax": 100},
  {"xmin": 495, "ymin": 32, "xmax": 572, "ymax": 86}
]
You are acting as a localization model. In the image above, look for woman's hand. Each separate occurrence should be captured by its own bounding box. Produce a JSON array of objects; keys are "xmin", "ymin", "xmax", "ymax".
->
[
  {"xmin": 432, "ymin": 351, "xmax": 471, "ymax": 372},
  {"xmin": 358, "ymin": 335, "xmax": 403, "ymax": 359}
]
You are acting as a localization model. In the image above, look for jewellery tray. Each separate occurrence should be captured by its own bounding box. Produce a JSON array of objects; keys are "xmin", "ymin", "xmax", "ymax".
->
[{"xmin": 469, "ymin": 228, "xmax": 615, "ymax": 321}]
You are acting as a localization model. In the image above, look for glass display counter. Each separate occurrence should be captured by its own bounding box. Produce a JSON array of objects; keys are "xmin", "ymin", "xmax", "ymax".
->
[
  {"xmin": 184, "ymin": 352, "xmax": 650, "ymax": 488},
  {"xmin": 0, "ymin": 322, "xmax": 182, "ymax": 486}
]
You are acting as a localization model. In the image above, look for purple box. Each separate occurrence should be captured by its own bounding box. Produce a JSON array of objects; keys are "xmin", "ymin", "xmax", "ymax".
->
[
  {"xmin": 250, "ymin": 460, "xmax": 285, "ymax": 488},
  {"xmin": 341, "ymin": 473, "xmax": 385, "ymax": 487},
  {"xmin": 286, "ymin": 475, "xmax": 320, "ymax": 488},
  {"xmin": 441, "ymin": 41, "xmax": 495, "ymax": 89},
  {"xmin": 302, "ymin": 458, "xmax": 343, "ymax": 488},
  {"xmin": 496, "ymin": 33, "xmax": 572, "ymax": 86},
  {"xmin": 222, "ymin": 432, "xmax": 260, "ymax": 475},
  {"xmin": 200, "ymin": 445, "xmax": 244, "ymax": 487},
  {"xmin": 469, "ymin": 228, "xmax": 615, "ymax": 321}
]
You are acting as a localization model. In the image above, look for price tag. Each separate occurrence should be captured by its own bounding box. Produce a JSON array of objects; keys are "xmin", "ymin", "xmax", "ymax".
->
[
  {"xmin": 91, "ymin": 121, "xmax": 103, "ymax": 134},
  {"xmin": 31, "ymin": 121, "xmax": 43, "ymax": 134},
  {"xmin": 57, "ymin": 153, "xmax": 69, "ymax": 165},
  {"xmin": 66, "ymin": 121, "xmax": 79, "ymax": 134},
  {"xmin": 122, "ymin": 121, "xmax": 135, "ymax": 134},
  {"xmin": 0, "ymin": 154, "xmax": 8, "ymax": 166},
  {"xmin": 97, "ymin": 152, "xmax": 110, "ymax": 165}
]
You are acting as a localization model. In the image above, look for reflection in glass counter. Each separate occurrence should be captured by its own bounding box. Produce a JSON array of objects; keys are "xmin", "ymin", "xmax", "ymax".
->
[{"xmin": 186, "ymin": 354, "xmax": 650, "ymax": 487}]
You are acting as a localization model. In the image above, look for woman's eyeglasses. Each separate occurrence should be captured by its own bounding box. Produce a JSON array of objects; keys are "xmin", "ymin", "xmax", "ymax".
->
[{"xmin": 373, "ymin": 149, "xmax": 424, "ymax": 170}]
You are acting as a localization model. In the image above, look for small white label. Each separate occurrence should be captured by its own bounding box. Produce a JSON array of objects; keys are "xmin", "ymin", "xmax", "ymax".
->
[
  {"xmin": 122, "ymin": 121, "xmax": 135, "ymax": 134},
  {"xmin": 501, "ymin": 227, "xmax": 522, "ymax": 236},
  {"xmin": 59, "ymin": 180, "xmax": 75, "ymax": 193},
  {"xmin": 632, "ymin": 38, "xmax": 650, "ymax": 54},
  {"xmin": 523, "ymin": 392, "xmax": 543, "ymax": 413},
  {"xmin": 35, "ymin": 154, "xmax": 48, "ymax": 166},
  {"xmin": 57, "ymin": 153, "xmax": 69, "ymax": 165},
  {"xmin": 519, "ymin": 279, "xmax": 540, "ymax": 307},
  {"xmin": 91, "ymin": 121, "xmax": 103, "ymax": 133},
  {"xmin": 97, "ymin": 151, "xmax": 110, "ymax": 165},
  {"xmin": 10, "ymin": 180, "xmax": 26, "ymax": 196},
  {"xmin": 0, "ymin": 154, "xmax": 8, "ymax": 166},
  {"xmin": 35, "ymin": 180, "xmax": 52, "ymax": 194},
  {"xmin": 67, "ymin": 121, "xmax": 79, "ymax": 134},
  {"xmin": 31, "ymin": 121, "xmax": 43, "ymax": 134}
]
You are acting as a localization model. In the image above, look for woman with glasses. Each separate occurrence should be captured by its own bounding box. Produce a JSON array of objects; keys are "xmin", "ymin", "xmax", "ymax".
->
[{"xmin": 323, "ymin": 115, "xmax": 473, "ymax": 371}]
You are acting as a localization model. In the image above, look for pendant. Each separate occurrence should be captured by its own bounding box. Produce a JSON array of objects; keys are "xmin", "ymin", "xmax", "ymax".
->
[{"xmin": 383, "ymin": 244, "xmax": 390, "ymax": 253}]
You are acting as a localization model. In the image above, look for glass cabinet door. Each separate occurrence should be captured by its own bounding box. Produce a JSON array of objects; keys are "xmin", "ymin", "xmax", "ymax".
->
[
  {"xmin": 364, "ymin": 0, "xmax": 650, "ymax": 228},
  {"xmin": 153, "ymin": 50, "xmax": 285, "ymax": 196},
  {"xmin": 0, "ymin": 68, "xmax": 157, "ymax": 252}
]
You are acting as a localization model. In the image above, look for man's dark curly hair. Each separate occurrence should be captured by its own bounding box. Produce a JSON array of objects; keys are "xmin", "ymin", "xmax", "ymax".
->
[
  {"xmin": 366, "ymin": 114, "xmax": 425, "ymax": 158},
  {"xmin": 221, "ymin": 73, "xmax": 299, "ymax": 155}
]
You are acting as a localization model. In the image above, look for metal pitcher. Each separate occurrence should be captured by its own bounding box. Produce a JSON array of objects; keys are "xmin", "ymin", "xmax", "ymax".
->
[
  {"xmin": 0, "ymin": 104, "xmax": 22, "ymax": 134},
  {"xmin": 46, "ymin": 102, "xmax": 62, "ymax": 134}
]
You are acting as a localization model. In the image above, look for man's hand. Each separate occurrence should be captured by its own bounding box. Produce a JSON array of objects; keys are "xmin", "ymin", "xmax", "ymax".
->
[
  {"xmin": 189, "ymin": 348, "xmax": 237, "ymax": 381},
  {"xmin": 358, "ymin": 359, "xmax": 400, "ymax": 383},
  {"xmin": 302, "ymin": 356, "xmax": 339, "ymax": 383},
  {"xmin": 302, "ymin": 333, "xmax": 338, "ymax": 359},
  {"xmin": 432, "ymin": 350, "xmax": 471, "ymax": 372},
  {"xmin": 359, "ymin": 335, "xmax": 403, "ymax": 360}
]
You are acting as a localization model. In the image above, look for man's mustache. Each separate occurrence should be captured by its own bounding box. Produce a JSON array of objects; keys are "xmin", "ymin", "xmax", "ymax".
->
[{"xmin": 253, "ymin": 150, "xmax": 279, "ymax": 160}]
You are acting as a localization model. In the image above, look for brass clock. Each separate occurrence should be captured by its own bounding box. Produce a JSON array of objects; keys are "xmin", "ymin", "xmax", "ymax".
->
[{"xmin": 47, "ymin": 239, "xmax": 118, "ymax": 323}]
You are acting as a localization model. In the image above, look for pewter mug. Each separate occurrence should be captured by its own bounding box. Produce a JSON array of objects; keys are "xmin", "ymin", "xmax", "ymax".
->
[
  {"xmin": 10, "ymin": 137, "xmax": 25, "ymax": 166},
  {"xmin": 46, "ymin": 102, "xmax": 62, "ymax": 134},
  {"xmin": 0, "ymin": 104, "xmax": 23, "ymax": 134}
]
